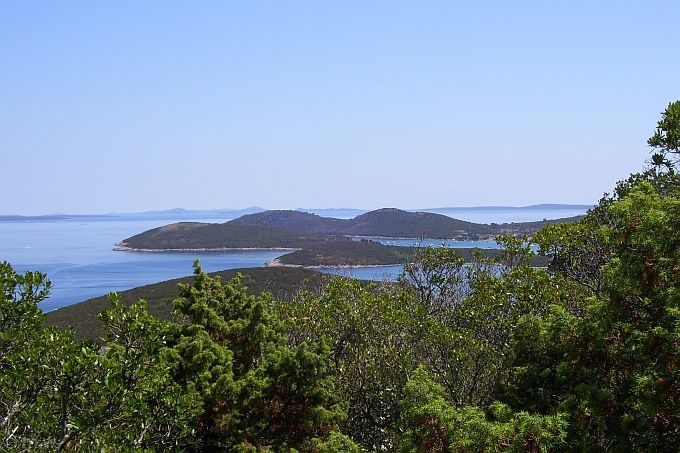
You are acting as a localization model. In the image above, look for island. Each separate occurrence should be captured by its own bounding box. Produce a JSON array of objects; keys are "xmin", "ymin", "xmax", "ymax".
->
[{"xmin": 116, "ymin": 208, "xmax": 581, "ymax": 267}]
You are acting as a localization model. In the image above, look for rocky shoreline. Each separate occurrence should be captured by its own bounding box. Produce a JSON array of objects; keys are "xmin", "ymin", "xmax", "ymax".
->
[
  {"xmin": 266, "ymin": 257, "xmax": 404, "ymax": 270},
  {"xmin": 114, "ymin": 243, "xmax": 299, "ymax": 253}
]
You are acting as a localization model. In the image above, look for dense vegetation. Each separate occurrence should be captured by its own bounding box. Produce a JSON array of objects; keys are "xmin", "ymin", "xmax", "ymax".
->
[
  {"xmin": 47, "ymin": 248, "xmax": 549, "ymax": 341},
  {"xmin": 234, "ymin": 208, "xmax": 496, "ymax": 238},
  {"xmin": 44, "ymin": 267, "xmax": 326, "ymax": 340},
  {"xmin": 118, "ymin": 221, "xmax": 326, "ymax": 250},
  {"xmin": 119, "ymin": 208, "xmax": 583, "ymax": 252},
  {"xmin": 275, "ymin": 239, "xmax": 410, "ymax": 266},
  {"xmin": 234, "ymin": 208, "xmax": 583, "ymax": 239},
  {"xmin": 2, "ymin": 101, "xmax": 679, "ymax": 451},
  {"xmin": 275, "ymin": 239, "xmax": 550, "ymax": 267},
  {"xmin": 231, "ymin": 210, "xmax": 348, "ymax": 233}
]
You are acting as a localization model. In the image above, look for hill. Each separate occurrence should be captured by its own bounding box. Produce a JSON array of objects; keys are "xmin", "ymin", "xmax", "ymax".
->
[
  {"xmin": 117, "ymin": 221, "xmax": 327, "ymax": 250},
  {"xmin": 275, "ymin": 239, "xmax": 551, "ymax": 267},
  {"xmin": 44, "ymin": 266, "xmax": 326, "ymax": 340},
  {"xmin": 341, "ymin": 208, "xmax": 495, "ymax": 237},
  {"xmin": 231, "ymin": 209, "xmax": 345, "ymax": 233},
  {"xmin": 231, "ymin": 208, "xmax": 495, "ymax": 237},
  {"xmin": 276, "ymin": 239, "xmax": 410, "ymax": 266},
  {"xmin": 214, "ymin": 208, "xmax": 582, "ymax": 239},
  {"xmin": 117, "ymin": 208, "xmax": 584, "ymax": 253}
]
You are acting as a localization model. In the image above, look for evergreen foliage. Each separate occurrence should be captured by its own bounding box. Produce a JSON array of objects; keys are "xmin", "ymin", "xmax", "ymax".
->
[
  {"xmin": 1, "ymin": 100, "xmax": 679, "ymax": 450},
  {"xmin": 168, "ymin": 262, "xmax": 347, "ymax": 451}
]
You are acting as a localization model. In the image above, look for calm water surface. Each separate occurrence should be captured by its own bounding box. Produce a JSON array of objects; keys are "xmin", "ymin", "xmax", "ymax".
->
[
  {"xmin": 1, "ymin": 206, "xmax": 587, "ymax": 311},
  {"xmin": 0, "ymin": 218, "xmax": 285, "ymax": 311},
  {"xmin": 318, "ymin": 265, "xmax": 404, "ymax": 281},
  {"xmin": 352, "ymin": 237, "xmax": 501, "ymax": 248}
]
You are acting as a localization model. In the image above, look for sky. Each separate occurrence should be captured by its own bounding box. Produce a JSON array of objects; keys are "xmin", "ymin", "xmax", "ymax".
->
[{"xmin": 1, "ymin": 1, "xmax": 679, "ymax": 215}]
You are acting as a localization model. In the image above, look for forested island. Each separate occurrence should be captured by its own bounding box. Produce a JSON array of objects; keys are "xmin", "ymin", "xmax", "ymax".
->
[
  {"xmin": 116, "ymin": 208, "xmax": 580, "ymax": 267},
  {"xmin": 2, "ymin": 102, "xmax": 680, "ymax": 451},
  {"xmin": 270, "ymin": 239, "xmax": 550, "ymax": 268}
]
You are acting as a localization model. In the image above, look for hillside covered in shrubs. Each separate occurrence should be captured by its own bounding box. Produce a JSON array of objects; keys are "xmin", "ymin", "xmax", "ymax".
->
[{"xmin": 2, "ymin": 102, "xmax": 679, "ymax": 451}]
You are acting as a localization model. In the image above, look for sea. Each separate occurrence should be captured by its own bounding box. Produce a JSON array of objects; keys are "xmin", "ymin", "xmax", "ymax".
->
[{"xmin": 0, "ymin": 206, "xmax": 589, "ymax": 311}]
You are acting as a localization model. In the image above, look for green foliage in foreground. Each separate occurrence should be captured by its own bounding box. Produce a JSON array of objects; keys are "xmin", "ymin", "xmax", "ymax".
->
[
  {"xmin": 0, "ymin": 264, "xmax": 201, "ymax": 451},
  {"xmin": 399, "ymin": 367, "xmax": 567, "ymax": 452},
  {"xmin": 44, "ymin": 266, "xmax": 326, "ymax": 341},
  {"xmin": 521, "ymin": 179, "xmax": 680, "ymax": 450},
  {"xmin": 169, "ymin": 266, "xmax": 346, "ymax": 450},
  {"xmin": 1, "ymin": 100, "xmax": 679, "ymax": 451},
  {"xmin": 278, "ymin": 238, "xmax": 568, "ymax": 450},
  {"xmin": 0, "ymin": 263, "xmax": 353, "ymax": 451}
]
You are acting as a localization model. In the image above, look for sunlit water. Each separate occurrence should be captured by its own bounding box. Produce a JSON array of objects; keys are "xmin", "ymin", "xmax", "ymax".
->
[
  {"xmin": 0, "ymin": 218, "xmax": 286, "ymax": 311},
  {"xmin": 352, "ymin": 237, "xmax": 501, "ymax": 248},
  {"xmin": 1, "ymin": 206, "xmax": 587, "ymax": 311}
]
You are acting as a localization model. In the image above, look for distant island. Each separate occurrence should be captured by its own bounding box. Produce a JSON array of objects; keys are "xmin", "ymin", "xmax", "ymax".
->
[
  {"xmin": 116, "ymin": 208, "xmax": 579, "ymax": 267},
  {"xmin": 0, "ymin": 204, "xmax": 590, "ymax": 222},
  {"xmin": 0, "ymin": 206, "xmax": 266, "ymax": 222}
]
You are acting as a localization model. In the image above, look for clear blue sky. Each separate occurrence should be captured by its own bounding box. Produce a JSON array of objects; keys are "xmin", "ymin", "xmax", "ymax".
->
[{"xmin": 2, "ymin": 1, "xmax": 678, "ymax": 214}]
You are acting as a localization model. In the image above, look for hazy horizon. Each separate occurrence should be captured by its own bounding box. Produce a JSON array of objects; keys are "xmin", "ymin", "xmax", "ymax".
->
[
  {"xmin": 3, "ymin": 2, "xmax": 678, "ymax": 215},
  {"xmin": 2, "ymin": 203, "xmax": 595, "ymax": 217}
]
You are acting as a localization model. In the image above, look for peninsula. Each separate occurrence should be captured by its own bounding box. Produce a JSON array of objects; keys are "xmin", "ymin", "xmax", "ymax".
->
[{"xmin": 117, "ymin": 208, "xmax": 581, "ymax": 267}]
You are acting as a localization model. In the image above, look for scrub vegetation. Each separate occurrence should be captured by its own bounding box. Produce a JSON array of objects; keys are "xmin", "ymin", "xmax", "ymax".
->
[{"xmin": 2, "ymin": 101, "xmax": 679, "ymax": 451}]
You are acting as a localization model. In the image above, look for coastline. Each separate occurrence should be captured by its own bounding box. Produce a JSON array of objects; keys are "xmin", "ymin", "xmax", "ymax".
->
[
  {"xmin": 266, "ymin": 257, "xmax": 405, "ymax": 270},
  {"xmin": 114, "ymin": 243, "xmax": 300, "ymax": 253}
]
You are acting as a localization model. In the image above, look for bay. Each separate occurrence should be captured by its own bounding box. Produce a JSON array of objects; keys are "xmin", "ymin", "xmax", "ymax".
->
[
  {"xmin": 351, "ymin": 236, "xmax": 501, "ymax": 248},
  {"xmin": 1, "ymin": 206, "xmax": 588, "ymax": 311},
  {"xmin": 318, "ymin": 265, "xmax": 404, "ymax": 282},
  {"xmin": 324, "ymin": 237, "xmax": 502, "ymax": 281},
  {"xmin": 0, "ymin": 218, "xmax": 286, "ymax": 311}
]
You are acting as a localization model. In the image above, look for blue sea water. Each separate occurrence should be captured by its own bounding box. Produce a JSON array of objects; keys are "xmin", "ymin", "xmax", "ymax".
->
[
  {"xmin": 0, "ymin": 218, "xmax": 286, "ymax": 311},
  {"xmin": 352, "ymin": 237, "xmax": 501, "ymax": 248},
  {"xmin": 318, "ymin": 265, "xmax": 404, "ymax": 282},
  {"xmin": 1, "ymin": 206, "xmax": 588, "ymax": 311}
]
